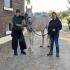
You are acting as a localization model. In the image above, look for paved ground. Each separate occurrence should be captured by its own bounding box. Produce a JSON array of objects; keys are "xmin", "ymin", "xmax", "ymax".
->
[{"xmin": 0, "ymin": 26, "xmax": 70, "ymax": 70}]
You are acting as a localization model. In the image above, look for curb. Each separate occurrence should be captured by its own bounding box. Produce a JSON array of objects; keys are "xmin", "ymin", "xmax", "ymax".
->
[{"xmin": 0, "ymin": 29, "xmax": 27, "ymax": 45}]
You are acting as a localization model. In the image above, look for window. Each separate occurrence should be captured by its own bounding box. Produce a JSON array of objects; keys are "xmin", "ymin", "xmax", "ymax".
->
[
  {"xmin": 4, "ymin": 0, "xmax": 12, "ymax": 8},
  {"xmin": 4, "ymin": 0, "xmax": 13, "ymax": 11},
  {"xmin": 6, "ymin": 23, "xmax": 12, "ymax": 35}
]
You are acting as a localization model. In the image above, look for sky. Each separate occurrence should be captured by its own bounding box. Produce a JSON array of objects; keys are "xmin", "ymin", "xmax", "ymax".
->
[{"xmin": 28, "ymin": 0, "xmax": 69, "ymax": 13}]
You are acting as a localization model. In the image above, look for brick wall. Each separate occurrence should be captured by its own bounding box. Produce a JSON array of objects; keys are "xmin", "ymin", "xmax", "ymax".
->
[{"xmin": 0, "ymin": 0, "xmax": 25, "ymax": 37}]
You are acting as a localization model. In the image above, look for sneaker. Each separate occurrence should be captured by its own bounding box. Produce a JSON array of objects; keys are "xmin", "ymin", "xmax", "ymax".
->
[
  {"xmin": 47, "ymin": 53, "xmax": 53, "ymax": 56},
  {"xmin": 14, "ymin": 50, "xmax": 18, "ymax": 56},
  {"xmin": 21, "ymin": 50, "xmax": 26, "ymax": 55}
]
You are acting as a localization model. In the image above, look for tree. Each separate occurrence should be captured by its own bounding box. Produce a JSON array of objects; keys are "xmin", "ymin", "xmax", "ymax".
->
[
  {"xmin": 68, "ymin": 0, "xmax": 70, "ymax": 9},
  {"xmin": 26, "ymin": 0, "xmax": 30, "ymax": 4},
  {"xmin": 47, "ymin": 10, "xmax": 53, "ymax": 16}
]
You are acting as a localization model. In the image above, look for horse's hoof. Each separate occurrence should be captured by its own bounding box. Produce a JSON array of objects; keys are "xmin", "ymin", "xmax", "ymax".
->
[
  {"xmin": 40, "ymin": 46, "xmax": 43, "ymax": 48},
  {"xmin": 28, "ymin": 47, "xmax": 32, "ymax": 51},
  {"xmin": 47, "ymin": 45, "xmax": 50, "ymax": 48},
  {"xmin": 28, "ymin": 48, "xmax": 33, "ymax": 54}
]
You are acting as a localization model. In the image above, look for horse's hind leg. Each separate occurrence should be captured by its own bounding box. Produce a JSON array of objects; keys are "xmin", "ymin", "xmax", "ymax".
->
[
  {"xmin": 40, "ymin": 31, "xmax": 45, "ymax": 47},
  {"xmin": 47, "ymin": 35, "xmax": 50, "ymax": 48}
]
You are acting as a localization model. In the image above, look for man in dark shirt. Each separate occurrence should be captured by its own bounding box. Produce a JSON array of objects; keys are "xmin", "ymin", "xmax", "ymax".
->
[
  {"xmin": 11, "ymin": 9, "xmax": 27, "ymax": 56},
  {"xmin": 47, "ymin": 12, "xmax": 62, "ymax": 57}
]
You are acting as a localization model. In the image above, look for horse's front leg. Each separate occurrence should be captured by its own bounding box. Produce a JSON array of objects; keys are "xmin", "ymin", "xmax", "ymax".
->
[
  {"xmin": 28, "ymin": 31, "xmax": 34, "ymax": 52},
  {"xmin": 40, "ymin": 30, "xmax": 45, "ymax": 47},
  {"xmin": 31, "ymin": 31, "xmax": 34, "ymax": 49}
]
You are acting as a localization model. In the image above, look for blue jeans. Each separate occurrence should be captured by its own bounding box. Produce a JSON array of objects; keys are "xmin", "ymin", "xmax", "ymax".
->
[{"xmin": 50, "ymin": 34, "xmax": 59, "ymax": 55}]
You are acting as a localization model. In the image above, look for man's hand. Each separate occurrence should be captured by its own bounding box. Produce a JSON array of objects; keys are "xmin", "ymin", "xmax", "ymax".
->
[
  {"xmin": 16, "ymin": 24, "xmax": 22, "ymax": 27},
  {"xmin": 52, "ymin": 29, "xmax": 56, "ymax": 31}
]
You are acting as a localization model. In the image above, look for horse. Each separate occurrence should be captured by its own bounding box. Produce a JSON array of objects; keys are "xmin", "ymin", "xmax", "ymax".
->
[{"xmin": 25, "ymin": 6, "xmax": 51, "ymax": 51}]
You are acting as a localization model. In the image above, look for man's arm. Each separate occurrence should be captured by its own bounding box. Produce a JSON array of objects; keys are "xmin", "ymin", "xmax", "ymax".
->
[{"xmin": 21, "ymin": 16, "xmax": 25, "ymax": 20}]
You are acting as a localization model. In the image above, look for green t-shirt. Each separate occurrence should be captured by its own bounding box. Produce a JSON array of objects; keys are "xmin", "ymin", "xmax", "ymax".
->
[{"xmin": 12, "ymin": 15, "xmax": 24, "ymax": 27}]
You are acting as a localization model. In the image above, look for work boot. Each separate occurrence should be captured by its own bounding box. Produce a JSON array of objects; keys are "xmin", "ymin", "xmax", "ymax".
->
[
  {"xmin": 14, "ymin": 50, "xmax": 18, "ymax": 56},
  {"xmin": 21, "ymin": 50, "xmax": 26, "ymax": 55},
  {"xmin": 56, "ymin": 54, "xmax": 59, "ymax": 57}
]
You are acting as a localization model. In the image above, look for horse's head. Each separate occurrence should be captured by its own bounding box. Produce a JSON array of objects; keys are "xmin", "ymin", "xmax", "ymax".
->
[
  {"xmin": 25, "ymin": 6, "xmax": 33, "ymax": 24},
  {"xmin": 26, "ymin": 6, "xmax": 33, "ymax": 17},
  {"xmin": 25, "ymin": 6, "xmax": 33, "ymax": 32}
]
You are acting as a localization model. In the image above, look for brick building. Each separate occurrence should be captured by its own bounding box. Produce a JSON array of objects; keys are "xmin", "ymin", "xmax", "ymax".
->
[{"xmin": 0, "ymin": 0, "xmax": 25, "ymax": 37}]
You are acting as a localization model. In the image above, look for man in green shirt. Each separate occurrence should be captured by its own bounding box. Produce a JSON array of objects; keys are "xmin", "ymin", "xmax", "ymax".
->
[{"xmin": 11, "ymin": 9, "xmax": 27, "ymax": 56}]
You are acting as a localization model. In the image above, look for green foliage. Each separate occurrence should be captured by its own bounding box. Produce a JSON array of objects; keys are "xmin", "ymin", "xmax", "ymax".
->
[
  {"xmin": 42, "ymin": 9, "xmax": 70, "ymax": 24},
  {"xmin": 47, "ymin": 11, "xmax": 53, "ymax": 16},
  {"xmin": 58, "ymin": 10, "xmax": 70, "ymax": 20},
  {"xmin": 42, "ymin": 11, "xmax": 53, "ymax": 17},
  {"xmin": 26, "ymin": 0, "xmax": 30, "ymax": 4},
  {"xmin": 59, "ymin": 9, "xmax": 70, "ymax": 24}
]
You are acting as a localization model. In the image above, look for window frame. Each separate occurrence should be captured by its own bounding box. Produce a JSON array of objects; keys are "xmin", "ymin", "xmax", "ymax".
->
[{"xmin": 4, "ymin": 0, "xmax": 13, "ymax": 11}]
